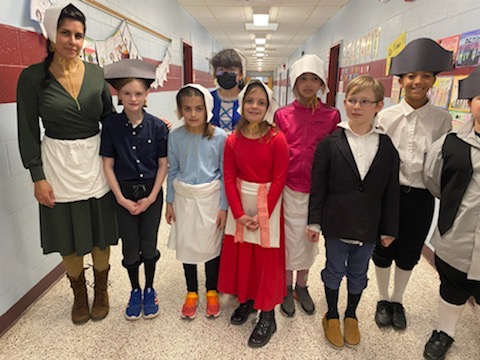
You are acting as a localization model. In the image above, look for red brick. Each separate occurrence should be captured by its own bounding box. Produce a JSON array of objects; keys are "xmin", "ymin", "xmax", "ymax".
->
[
  {"xmin": 0, "ymin": 65, "xmax": 24, "ymax": 103},
  {"xmin": 18, "ymin": 29, "xmax": 47, "ymax": 66},
  {"xmin": 0, "ymin": 25, "xmax": 21, "ymax": 66}
]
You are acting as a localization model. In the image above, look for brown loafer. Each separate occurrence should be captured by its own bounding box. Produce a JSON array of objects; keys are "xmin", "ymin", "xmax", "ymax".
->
[
  {"xmin": 322, "ymin": 314, "xmax": 344, "ymax": 349},
  {"xmin": 344, "ymin": 317, "xmax": 360, "ymax": 347}
]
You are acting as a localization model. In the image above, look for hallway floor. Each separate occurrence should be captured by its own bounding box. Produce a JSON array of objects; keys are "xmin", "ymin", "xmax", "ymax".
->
[{"xmin": 0, "ymin": 218, "xmax": 479, "ymax": 360}]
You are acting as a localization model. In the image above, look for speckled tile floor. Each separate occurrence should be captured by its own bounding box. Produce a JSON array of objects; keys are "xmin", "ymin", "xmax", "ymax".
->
[{"xmin": 0, "ymin": 216, "xmax": 479, "ymax": 360}]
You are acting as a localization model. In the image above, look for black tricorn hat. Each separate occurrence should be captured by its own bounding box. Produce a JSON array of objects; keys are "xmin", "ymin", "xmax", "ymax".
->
[
  {"xmin": 103, "ymin": 59, "xmax": 157, "ymax": 89},
  {"xmin": 389, "ymin": 38, "xmax": 453, "ymax": 76},
  {"xmin": 458, "ymin": 66, "xmax": 480, "ymax": 99}
]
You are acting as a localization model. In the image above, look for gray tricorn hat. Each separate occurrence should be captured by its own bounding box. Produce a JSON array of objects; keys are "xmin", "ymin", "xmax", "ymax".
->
[
  {"xmin": 104, "ymin": 59, "xmax": 157, "ymax": 89},
  {"xmin": 389, "ymin": 38, "xmax": 453, "ymax": 76},
  {"xmin": 458, "ymin": 66, "xmax": 480, "ymax": 99}
]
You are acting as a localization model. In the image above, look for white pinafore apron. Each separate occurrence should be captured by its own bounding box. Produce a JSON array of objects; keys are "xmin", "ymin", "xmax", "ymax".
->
[
  {"xmin": 41, "ymin": 134, "xmax": 110, "ymax": 202},
  {"xmin": 225, "ymin": 180, "xmax": 282, "ymax": 248},
  {"xmin": 283, "ymin": 186, "xmax": 319, "ymax": 270},
  {"xmin": 168, "ymin": 179, "xmax": 224, "ymax": 264}
]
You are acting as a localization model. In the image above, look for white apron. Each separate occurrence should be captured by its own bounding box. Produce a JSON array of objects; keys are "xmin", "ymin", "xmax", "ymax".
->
[
  {"xmin": 283, "ymin": 186, "xmax": 319, "ymax": 270},
  {"xmin": 168, "ymin": 179, "xmax": 223, "ymax": 264},
  {"xmin": 41, "ymin": 134, "xmax": 110, "ymax": 203},
  {"xmin": 225, "ymin": 180, "xmax": 282, "ymax": 248}
]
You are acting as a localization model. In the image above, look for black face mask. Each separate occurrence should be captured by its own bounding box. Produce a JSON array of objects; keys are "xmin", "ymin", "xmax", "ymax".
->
[{"xmin": 217, "ymin": 72, "xmax": 238, "ymax": 90}]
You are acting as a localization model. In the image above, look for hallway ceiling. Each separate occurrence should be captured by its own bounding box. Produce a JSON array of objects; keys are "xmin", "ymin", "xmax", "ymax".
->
[{"xmin": 177, "ymin": 0, "xmax": 349, "ymax": 72}]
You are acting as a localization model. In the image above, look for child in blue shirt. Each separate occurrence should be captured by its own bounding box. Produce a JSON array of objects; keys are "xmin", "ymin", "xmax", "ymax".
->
[
  {"xmin": 100, "ymin": 59, "xmax": 168, "ymax": 320},
  {"xmin": 166, "ymin": 84, "xmax": 228, "ymax": 320}
]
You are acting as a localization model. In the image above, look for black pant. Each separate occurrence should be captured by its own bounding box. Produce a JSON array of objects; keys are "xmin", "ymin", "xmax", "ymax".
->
[
  {"xmin": 435, "ymin": 254, "xmax": 480, "ymax": 305},
  {"xmin": 183, "ymin": 256, "xmax": 220, "ymax": 292},
  {"xmin": 373, "ymin": 187, "xmax": 434, "ymax": 270},
  {"xmin": 116, "ymin": 179, "xmax": 163, "ymax": 265}
]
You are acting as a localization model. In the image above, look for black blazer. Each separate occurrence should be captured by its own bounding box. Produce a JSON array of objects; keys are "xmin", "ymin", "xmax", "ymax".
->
[{"xmin": 308, "ymin": 128, "xmax": 400, "ymax": 244}]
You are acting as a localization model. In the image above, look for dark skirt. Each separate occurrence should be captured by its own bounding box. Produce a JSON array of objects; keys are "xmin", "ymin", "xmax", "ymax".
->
[{"xmin": 39, "ymin": 191, "xmax": 119, "ymax": 256}]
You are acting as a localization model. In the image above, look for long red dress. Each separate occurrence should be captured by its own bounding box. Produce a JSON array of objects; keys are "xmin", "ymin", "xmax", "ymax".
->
[{"xmin": 218, "ymin": 128, "xmax": 289, "ymax": 311}]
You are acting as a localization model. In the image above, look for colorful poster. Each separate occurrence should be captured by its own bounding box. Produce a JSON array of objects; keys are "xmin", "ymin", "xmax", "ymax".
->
[
  {"xmin": 81, "ymin": 36, "xmax": 98, "ymax": 64},
  {"xmin": 119, "ymin": 21, "xmax": 143, "ymax": 60},
  {"xmin": 427, "ymin": 76, "xmax": 453, "ymax": 109},
  {"xmin": 437, "ymin": 35, "xmax": 460, "ymax": 63},
  {"xmin": 390, "ymin": 76, "xmax": 402, "ymax": 104},
  {"xmin": 360, "ymin": 35, "xmax": 367, "ymax": 63},
  {"xmin": 30, "ymin": 0, "xmax": 53, "ymax": 38},
  {"xmin": 366, "ymin": 31, "xmax": 374, "ymax": 59},
  {"xmin": 386, "ymin": 32, "xmax": 406, "ymax": 75},
  {"xmin": 449, "ymin": 75, "xmax": 470, "ymax": 112},
  {"xmin": 456, "ymin": 29, "xmax": 480, "ymax": 67},
  {"xmin": 372, "ymin": 27, "xmax": 381, "ymax": 58}
]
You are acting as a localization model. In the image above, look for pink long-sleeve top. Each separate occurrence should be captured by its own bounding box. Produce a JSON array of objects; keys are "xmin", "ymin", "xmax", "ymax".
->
[{"xmin": 274, "ymin": 99, "xmax": 340, "ymax": 193}]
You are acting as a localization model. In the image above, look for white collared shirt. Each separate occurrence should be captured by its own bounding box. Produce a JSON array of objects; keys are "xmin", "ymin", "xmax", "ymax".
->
[
  {"xmin": 375, "ymin": 99, "xmax": 451, "ymax": 188},
  {"xmin": 338, "ymin": 121, "xmax": 380, "ymax": 180}
]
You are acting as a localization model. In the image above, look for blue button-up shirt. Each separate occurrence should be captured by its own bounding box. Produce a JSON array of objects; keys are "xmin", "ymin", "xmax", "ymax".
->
[{"xmin": 100, "ymin": 111, "xmax": 168, "ymax": 181}]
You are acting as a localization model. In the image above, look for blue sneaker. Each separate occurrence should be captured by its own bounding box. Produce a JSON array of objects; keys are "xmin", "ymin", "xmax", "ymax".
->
[
  {"xmin": 143, "ymin": 288, "xmax": 159, "ymax": 319},
  {"xmin": 125, "ymin": 288, "xmax": 142, "ymax": 320}
]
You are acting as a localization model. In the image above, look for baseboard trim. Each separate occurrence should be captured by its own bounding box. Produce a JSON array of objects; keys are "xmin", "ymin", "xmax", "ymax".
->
[{"xmin": 0, "ymin": 262, "xmax": 65, "ymax": 337}]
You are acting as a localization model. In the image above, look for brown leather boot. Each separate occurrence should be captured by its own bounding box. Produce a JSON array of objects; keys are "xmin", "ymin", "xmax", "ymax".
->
[
  {"xmin": 67, "ymin": 271, "xmax": 90, "ymax": 324},
  {"xmin": 91, "ymin": 266, "xmax": 110, "ymax": 321}
]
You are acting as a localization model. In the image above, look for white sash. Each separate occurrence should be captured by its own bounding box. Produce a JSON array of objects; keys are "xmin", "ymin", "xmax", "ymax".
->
[
  {"xmin": 41, "ymin": 134, "xmax": 110, "ymax": 202},
  {"xmin": 283, "ymin": 186, "xmax": 319, "ymax": 270},
  {"xmin": 224, "ymin": 180, "xmax": 282, "ymax": 248},
  {"xmin": 168, "ymin": 179, "xmax": 223, "ymax": 264}
]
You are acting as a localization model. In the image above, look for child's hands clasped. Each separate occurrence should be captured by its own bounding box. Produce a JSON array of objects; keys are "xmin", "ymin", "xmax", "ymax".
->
[{"xmin": 238, "ymin": 214, "xmax": 259, "ymax": 231}]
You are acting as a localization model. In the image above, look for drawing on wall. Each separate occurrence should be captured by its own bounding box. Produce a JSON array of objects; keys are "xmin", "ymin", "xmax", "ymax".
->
[
  {"xmin": 385, "ymin": 32, "xmax": 406, "ymax": 76},
  {"xmin": 30, "ymin": 0, "xmax": 53, "ymax": 37},
  {"xmin": 81, "ymin": 36, "xmax": 98, "ymax": 64},
  {"xmin": 437, "ymin": 35, "xmax": 460, "ymax": 63},
  {"xmin": 456, "ymin": 29, "xmax": 480, "ymax": 67},
  {"xmin": 449, "ymin": 75, "xmax": 470, "ymax": 112},
  {"xmin": 427, "ymin": 76, "xmax": 453, "ymax": 109}
]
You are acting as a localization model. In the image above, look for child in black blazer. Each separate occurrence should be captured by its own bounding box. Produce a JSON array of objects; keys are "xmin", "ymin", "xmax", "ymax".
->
[{"xmin": 307, "ymin": 76, "xmax": 400, "ymax": 349}]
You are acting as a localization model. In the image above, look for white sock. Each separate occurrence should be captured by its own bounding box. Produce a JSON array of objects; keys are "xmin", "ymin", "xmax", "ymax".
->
[
  {"xmin": 390, "ymin": 266, "xmax": 412, "ymax": 304},
  {"xmin": 375, "ymin": 265, "xmax": 391, "ymax": 301},
  {"xmin": 438, "ymin": 298, "xmax": 464, "ymax": 338}
]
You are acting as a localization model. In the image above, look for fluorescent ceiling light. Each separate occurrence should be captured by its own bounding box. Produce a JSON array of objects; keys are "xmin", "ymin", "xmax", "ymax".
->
[
  {"xmin": 256, "ymin": 52, "xmax": 264, "ymax": 57},
  {"xmin": 253, "ymin": 14, "xmax": 269, "ymax": 26},
  {"xmin": 256, "ymin": 47, "xmax": 265, "ymax": 52},
  {"xmin": 255, "ymin": 38, "xmax": 266, "ymax": 45},
  {"xmin": 245, "ymin": 23, "xmax": 278, "ymax": 31}
]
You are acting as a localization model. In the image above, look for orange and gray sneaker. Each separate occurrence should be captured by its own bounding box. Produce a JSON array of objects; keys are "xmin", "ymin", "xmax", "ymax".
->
[
  {"xmin": 181, "ymin": 292, "xmax": 198, "ymax": 320},
  {"xmin": 206, "ymin": 290, "xmax": 221, "ymax": 318}
]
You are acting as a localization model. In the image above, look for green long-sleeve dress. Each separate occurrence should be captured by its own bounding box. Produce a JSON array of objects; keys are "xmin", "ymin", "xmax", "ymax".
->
[{"xmin": 17, "ymin": 61, "xmax": 119, "ymax": 256}]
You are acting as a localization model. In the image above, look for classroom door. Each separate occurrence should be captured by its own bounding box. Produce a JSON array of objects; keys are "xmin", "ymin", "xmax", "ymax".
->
[
  {"xmin": 326, "ymin": 44, "xmax": 340, "ymax": 107},
  {"xmin": 183, "ymin": 41, "xmax": 193, "ymax": 84}
]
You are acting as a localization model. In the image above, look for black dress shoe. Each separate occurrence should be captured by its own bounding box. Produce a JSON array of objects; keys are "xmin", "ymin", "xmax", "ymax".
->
[
  {"xmin": 375, "ymin": 300, "xmax": 393, "ymax": 327},
  {"xmin": 230, "ymin": 300, "xmax": 256, "ymax": 325},
  {"xmin": 391, "ymin": 302, "xmax": 407, "ymax": 330},
  {"xmin": 423, "ymin": 330, "xmax": 454, "ymax": 360},
  {"xmin": 248, "ymin": 310, "xmax": 277, "ymax": 348}
]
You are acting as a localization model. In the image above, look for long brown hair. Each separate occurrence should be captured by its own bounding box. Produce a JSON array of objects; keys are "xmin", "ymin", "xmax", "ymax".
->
[{"xmin": 176, "ymin": 86, "xmax": 215, "ymax": 139}]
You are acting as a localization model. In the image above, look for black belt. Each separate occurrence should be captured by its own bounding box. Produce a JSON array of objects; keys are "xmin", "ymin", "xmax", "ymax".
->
[{"xmin": 400, "ymin": 185, "xmax": 428, "ymax": 193}]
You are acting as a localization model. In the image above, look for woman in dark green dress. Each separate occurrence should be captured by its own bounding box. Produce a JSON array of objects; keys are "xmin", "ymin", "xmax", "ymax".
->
[{"xmin": 16, "ymin": 3, "xmax": 118, "ymax": 324}]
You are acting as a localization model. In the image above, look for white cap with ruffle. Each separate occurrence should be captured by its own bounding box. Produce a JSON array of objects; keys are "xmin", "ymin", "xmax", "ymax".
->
[
  {"xmin": 237, "ymin": 80, "xmax": 278, "ymax": 124},
  {"xmin": 289, "ymin": 54, "xmax": 329, "ymax": 95}
]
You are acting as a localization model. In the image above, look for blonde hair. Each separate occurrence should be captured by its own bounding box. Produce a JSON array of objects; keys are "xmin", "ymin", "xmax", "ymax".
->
[{"xmin": 345, "ymin": 75, "xmax": 384, "ymax": 102}]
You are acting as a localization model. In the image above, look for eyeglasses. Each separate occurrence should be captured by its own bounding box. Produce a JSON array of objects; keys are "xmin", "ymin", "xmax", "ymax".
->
[{"xmin": 345, "ymin": 98, "xmax": 379, "ymax": 107}]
